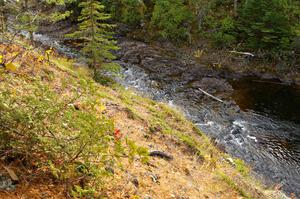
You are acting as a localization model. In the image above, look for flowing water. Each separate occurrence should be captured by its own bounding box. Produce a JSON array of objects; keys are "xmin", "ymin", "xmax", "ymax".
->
[{"xmin": 28, "ymin": 33, "xmax": 300, "ymax": 196}]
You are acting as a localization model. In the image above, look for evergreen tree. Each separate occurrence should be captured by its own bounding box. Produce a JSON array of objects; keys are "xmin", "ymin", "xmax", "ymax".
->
[
  {"xmin": 45, "ymin": 0, "xmax": 77, "ymax": 22},
  {"xmin": 102, "ymin": 0, "xmax": 146, "ymax": 27},
  {"xmin": 67, "ymin": 0, "xmax": 118, "ymax": 76},
  {"xmin": 239, "ymin": 0, "xmax": 294, "ymax": 50},
  {"xmin": 151, "ymin": 0, "xmax": 193, "ymax": 40},
  {"xmin": 121, "ymin": 0, "xmax": 146, "ymax": 27}
]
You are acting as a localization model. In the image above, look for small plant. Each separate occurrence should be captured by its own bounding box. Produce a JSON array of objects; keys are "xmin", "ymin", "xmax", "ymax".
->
[{"xmin": 234, "ymin": 159, "xmax": 250, "ymax": 177}]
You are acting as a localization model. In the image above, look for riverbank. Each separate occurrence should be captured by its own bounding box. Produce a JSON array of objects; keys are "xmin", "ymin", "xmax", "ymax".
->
[
  {"xmin": 37, "ymin": 20, "xmax": 300, "ymax": 86},
  {"xmin": 113, "ymin": 38, "xmax": 300, "ymax": 196},
  {"xmin": 124, "ymin": 29, "xmax": 300, "ymax": 86},
  {"xmin": 0, "ymin": 35, "xmax": 289, "ymax": 198}
]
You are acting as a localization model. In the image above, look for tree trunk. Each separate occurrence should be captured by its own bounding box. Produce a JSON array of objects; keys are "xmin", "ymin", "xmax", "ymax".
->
[{"xmin": 234, "ymin": 0, "xmax": 238, "ymax": 17}]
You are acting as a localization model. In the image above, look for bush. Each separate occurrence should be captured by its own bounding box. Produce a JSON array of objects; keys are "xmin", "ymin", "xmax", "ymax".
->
[
  {"xmin": 211, "ymin": 16, "xmax": 237, "ymax": 48},
  {"xmin": 102, "ymin": 0, "xmax": 146, "ymax": 27},
  {"xmin": 0, "ymin": 71, "xmax": 150, "ymax": 197},
  {"xmin": 212, "ymin": 32, "xmax": 236, "ymax": 48},
  {"xmin": 0, "ymin": 77, "xmax": 117, "ymax": 196}
]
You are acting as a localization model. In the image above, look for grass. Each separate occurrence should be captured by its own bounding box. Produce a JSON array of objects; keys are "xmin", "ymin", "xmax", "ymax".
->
[{"xmin": 217, "ymin": 171, "xmax": 252, "ymax": 199}]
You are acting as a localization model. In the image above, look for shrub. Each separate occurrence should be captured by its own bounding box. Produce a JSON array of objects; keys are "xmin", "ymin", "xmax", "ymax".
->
[
  {"xmin": 211, "ymin": 17, "xmax": 236, "ymax": 48},
  {"xmin": 0, "ymin": 77, "xmax": 117, "ymax": 196},
  {"xmin": 212, "ymin": 32, "xmax": 236, "ymax": 48}
]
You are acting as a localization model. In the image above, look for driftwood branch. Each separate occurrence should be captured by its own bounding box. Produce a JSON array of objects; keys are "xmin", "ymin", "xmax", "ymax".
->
[
  {"xmin": 229, "ymin": 50, "xmax": 255, "ymax": 57},
  {"xmin": 198, "ymin": 88, "xmax": 225, "ymax": 104}
]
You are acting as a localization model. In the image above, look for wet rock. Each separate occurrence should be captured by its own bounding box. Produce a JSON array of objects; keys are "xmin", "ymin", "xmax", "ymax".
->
[
  {"xmin": 225, "ymin": 135, "xmax": 234, "ymax": 141},
  {"xmin": 231, "ymin": 128, "xmax": 241, "ymax": 135}
]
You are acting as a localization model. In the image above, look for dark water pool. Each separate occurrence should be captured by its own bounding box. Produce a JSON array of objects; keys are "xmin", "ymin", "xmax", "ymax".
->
[
  {"xmin": 230, "ymin": 77, "xmax": 300, "ymax": 124},
  {"xmin": 229, "ymin": 77, "xmax": 300, "ymax": 195}
]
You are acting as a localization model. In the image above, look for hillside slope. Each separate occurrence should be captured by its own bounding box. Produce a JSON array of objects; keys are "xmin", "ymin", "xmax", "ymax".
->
[{"xmin": 0, "ymin": 40, "xmax": 288, "ymax": 198}]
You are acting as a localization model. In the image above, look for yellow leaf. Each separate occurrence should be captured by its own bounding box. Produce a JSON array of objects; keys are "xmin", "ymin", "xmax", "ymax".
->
[
  {"xmin": 97, "ymin": 104, "xmax": 106, "ymax": 112},
  {"xmin": 0, "ymin": 55, "xmax": 3, "ymax": 63},
  {"xmin": 194, "ymin": 49, "xmax": 204, "ymax": 59},
  {"xmin": 11, "ymin": 52, "xmax": 19, "ymax": 57},
  {"xmin": 5, "ymin": 63, "xmax": 18, "ymax": 72},
  {"xmin": 46, "ymin": 48, "xmax": 53, "ymax": 55},
  {"xmin": 37, "ymin": 55, "xmax": 44, "ymax": 62}
]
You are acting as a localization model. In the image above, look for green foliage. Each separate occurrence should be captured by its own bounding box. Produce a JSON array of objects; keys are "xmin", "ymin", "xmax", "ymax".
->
[
  {"xmin": 0, "ymin": 77, "xmax": 118, "ymax": 195},
  {"xmin": 44, "ymin": 0, "xmax": 78, "ymax": 22},
  {"xmin": 239, "ymin": 0, "xmax": 294, "ymax": 51},
  {"xmin": 102, "ymin": 0, "xmax": 146, "ymax": 27},
  {"xmin": 217, "ymin": 171, "xmax": 251, "ymax": 199},
  {"xmin": 234, "ymin": 159, "xmax": 250, "ymax": 177},
  {"xmin": 121, "ymin": 0, "xmax": 146, "ymax": 26},
  {"xmin": 94, "ymin": 74, "xmax": 116, "ymax": 86},
  {"xmin": 8, "ymin": 0, "xmax": 40, "ymax": 40},
  {"xmin": 16, "ymin": 11, "xmax": 39, "ymax": 37},
  {"xmin": 0, "ymin": 0, "xmax": 9, "ymax": 32},
  {"xmin": 151, "ymin": 0, "xmax": 193, "ymax": 40},
  {"xmin": 66, "ymin": 0, "xmax": 118, "ymax": 74},
  {"xmin": 125, "ymin": 139, "xmax": 149, "ymax": 164},
  {"xmin": 0, "ymin": 60, "xmax": 152, "ymax": 196},
  {"xmin": 211, "ymin": 16, "xmax": 236, "ymax": 48}
]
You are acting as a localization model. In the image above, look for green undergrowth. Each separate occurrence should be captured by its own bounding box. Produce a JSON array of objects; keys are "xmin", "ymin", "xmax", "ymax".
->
[{"xmin": 0, "ymin": 48, "xmax": 148, "ymax": 197}]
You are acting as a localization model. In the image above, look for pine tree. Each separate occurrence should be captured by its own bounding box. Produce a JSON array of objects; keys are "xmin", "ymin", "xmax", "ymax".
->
[
  {"xmin": 67, "ymin": 0, "xmax": 118, "ymax": 76},
  {"xmin": 45, "ymin": 0, "xmax": 77, "ymax": 22},
  {"xmin": 151, "ymin": 0, "xmax": 193, "ymax": 40},
  {"xmin": 239, "ymin": 0, "xmax": 293, "ymax": 50}
]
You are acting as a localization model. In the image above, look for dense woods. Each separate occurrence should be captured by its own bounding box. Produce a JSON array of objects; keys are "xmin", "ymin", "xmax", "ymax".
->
[
  {"xmin": 1, "ymin": 0, "xmax": 299, "ymax": 66},
  {"xmin": 103, "ymin": 0, "xmax": 300, "ymax": 51}
]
